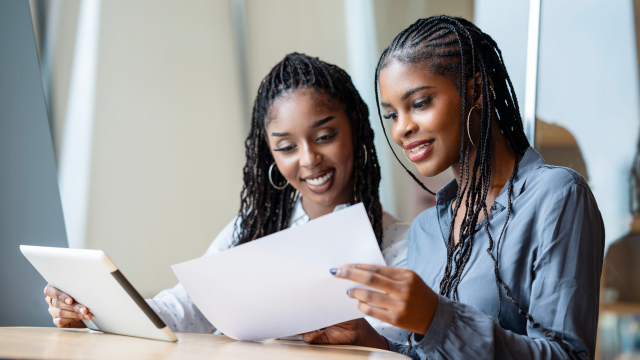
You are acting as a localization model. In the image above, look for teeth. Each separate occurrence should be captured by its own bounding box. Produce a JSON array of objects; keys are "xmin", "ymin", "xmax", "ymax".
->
[
  {"xmin": 306, "ymin": 171, "xmax": 333, "ymax": 186},
  {"xmin": 409, "ymin": 141, "xmax": 432, "ymax": 153}
]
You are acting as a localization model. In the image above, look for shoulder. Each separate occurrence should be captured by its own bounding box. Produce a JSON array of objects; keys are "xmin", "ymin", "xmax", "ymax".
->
[
  {"xmin": 526, "ymin": 164, "xmax": 589, "ymax": 195},
  {"xmin": 203, "ymin": 216, "xmax": 241, "ymax": 256},
  {"xmin": 380, "ymin": 210, "xmax": 409, "ymax": 268},
  {"xmin": 381, "ymin": 210, "xmax": 409, "ymax": 245},
  {"xmin": 408, "ymin": 206, "xmax": 439, "ymax": 237}
]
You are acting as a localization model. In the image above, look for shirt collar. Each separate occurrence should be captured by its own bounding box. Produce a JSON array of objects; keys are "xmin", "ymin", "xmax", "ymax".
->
[
  {"xmin": 435, "ymin": 147, "xmax": 545, "ymax": 209},
  {"xmin": 493, "ymin": 146, "xmax": 545, "ymax": 208}
]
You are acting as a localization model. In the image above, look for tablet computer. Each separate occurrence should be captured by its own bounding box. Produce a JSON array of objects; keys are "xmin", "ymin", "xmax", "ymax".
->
[{"xmin": 20, "ymin": 245, "xmax": 178, "ymax": 342}]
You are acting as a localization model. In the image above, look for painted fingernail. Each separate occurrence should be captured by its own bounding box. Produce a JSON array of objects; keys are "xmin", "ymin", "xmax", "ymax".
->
[
  {"xmin": 330, "ymin": 268, "xmax": 338, "ymax": 275},
  {"xmin": 346, "ymin": 289, "xmax": 350, "ymax": 296},
  {"xmin": 320, "ymin": 327, "xmax": 327, "ymax": 330}
]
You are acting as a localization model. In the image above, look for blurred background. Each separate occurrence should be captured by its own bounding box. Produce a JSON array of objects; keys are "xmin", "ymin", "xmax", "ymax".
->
[{"xmin": 15, "ymin": 0, "xmax": 640, "ymax": 358}]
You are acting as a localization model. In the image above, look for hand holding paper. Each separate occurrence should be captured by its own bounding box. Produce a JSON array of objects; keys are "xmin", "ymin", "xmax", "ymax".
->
[{"xmin": 171, "ymin": 203, "xmax": 385, "ymax": 341}]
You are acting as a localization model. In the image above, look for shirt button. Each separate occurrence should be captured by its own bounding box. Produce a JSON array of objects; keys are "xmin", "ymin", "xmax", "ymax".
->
[{"xmin": 491, "ymin": 204, "xmax": 497, "ymax": 210}]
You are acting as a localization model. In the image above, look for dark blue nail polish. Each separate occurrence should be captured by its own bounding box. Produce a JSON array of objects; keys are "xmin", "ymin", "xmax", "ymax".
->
[
  {"xmin": 320, "ymin": 327, "xmax": 327, "ymax": 330},
  {"xmin": 330, "ymin": 268, "xmax": 337, "ymax": 275},
  {"xmin": 346, "ymin": 289, "xmax": 350, "ymax": 296}
]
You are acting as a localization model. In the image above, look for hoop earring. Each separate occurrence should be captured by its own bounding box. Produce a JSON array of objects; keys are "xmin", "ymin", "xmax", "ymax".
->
[
  {"xmin": 403, "ymin": 149, "xmax": 411, "ymax": 162},
  {"xmin": 467, "ymin": 104, "xmax": 479, "ymax": 148},
  {"xmin": 268, "ymin": 162, "xmax": 289, "ymax": 190},
  {"xmin": 362, "ymin": 144, "xmax": 367, "ymax": 167}
]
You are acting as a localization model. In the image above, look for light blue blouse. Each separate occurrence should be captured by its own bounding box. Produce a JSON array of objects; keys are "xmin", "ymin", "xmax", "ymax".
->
[{"xmin": 388, "ymin": 147, "xmax": 605, "ymax": 359}]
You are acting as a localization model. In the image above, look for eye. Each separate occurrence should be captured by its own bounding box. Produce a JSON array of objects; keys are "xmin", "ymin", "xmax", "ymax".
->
[
  {"xmin": 274, "ymin": 144, "xmax": 296, "ymax": 152},
  {"xmin": 413, "ymin": 96, "xmax": 431, "ymax": 109},
  {"xmin": 383, "ymin": 112, "xmax": 397, "ymax": 120},
  {"xmin": 316, "ymin": 130, "xmax": 339, "ymax": 142}
]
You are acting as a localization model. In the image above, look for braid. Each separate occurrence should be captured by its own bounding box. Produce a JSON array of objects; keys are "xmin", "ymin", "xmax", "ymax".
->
[
  {"xmin": 376, "ymin": 16, "xmax": 583, "ymax": 356},
  {"xmin": 234, "ymin": 53, "xmax": 384, "ymax": 247}
]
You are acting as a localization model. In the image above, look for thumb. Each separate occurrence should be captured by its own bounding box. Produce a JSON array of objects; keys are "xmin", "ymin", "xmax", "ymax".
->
[{"xmin": 302, "ymin": 328, "xmax": 326, "ymax": 343}]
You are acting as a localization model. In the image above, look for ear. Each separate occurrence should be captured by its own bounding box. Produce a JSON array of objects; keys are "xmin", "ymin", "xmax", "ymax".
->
[{"xmin": 466, "ymin": 72, "xmax": 495, "ymax": 109}]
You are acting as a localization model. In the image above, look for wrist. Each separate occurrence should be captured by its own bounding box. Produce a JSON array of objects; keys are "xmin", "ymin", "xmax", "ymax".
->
[{"xmin": 417, "ymin": 289, "xmax": 439, "ymax": 335}]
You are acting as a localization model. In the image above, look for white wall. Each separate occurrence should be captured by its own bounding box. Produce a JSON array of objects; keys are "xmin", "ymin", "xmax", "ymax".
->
[{"xmin": 84, "ymin": 0, "xmax": 246, "ymax": 297}]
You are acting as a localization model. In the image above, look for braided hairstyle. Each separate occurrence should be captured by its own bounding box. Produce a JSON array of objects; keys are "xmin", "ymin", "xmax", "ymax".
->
[
  {"xmin": 234, "ymin": 52, "xmax": 383, "ymax": 248},
  {"xmin": 375, "ymin": 16, "xmax": 583, "ymax": 355}
]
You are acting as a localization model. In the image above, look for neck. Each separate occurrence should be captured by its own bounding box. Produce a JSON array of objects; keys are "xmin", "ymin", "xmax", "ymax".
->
[
  {"xmin": 451, "ymin": 122, "xmax": 520, "ymax": 205},
  {"xmin": 301, "ymin": 197, "xmax": 337, "ymax": 220}
]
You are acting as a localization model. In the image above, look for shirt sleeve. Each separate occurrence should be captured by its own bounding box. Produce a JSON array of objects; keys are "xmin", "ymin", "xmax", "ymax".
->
[
  {"xmin": 388, "ymin": 183, "xmax": 604, "ymax": 360},
  {"xmin": 145, "ymin": 216, "xmax": 240, "ymax": 333}
]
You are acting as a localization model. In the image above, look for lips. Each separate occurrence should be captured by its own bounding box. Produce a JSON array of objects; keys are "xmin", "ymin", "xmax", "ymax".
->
[
  {"xmin": 306, "ymin": 171, "xmax": 333, "ymax": 186},
  {"xmin": 403, "ymin": 139, "xmax": 434, "ymax": 162},
  {"xmin": 301, "ymin": 169, "xmax": 335, "ymax": 194}
]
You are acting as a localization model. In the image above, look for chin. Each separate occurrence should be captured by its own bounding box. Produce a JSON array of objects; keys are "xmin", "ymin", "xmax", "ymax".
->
[{"xmin": 414, "ymin": 161, "xmax": 447, "ymax": 178}]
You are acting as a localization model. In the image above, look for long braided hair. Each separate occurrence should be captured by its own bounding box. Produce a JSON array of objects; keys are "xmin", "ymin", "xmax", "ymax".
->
[
  {"xmin": 375, "ymin": 16, "xmax": 583, "ymax": 355},
  {"xmin": 234, "ymin": 53, "xmax": 383, "ymax": 247}
]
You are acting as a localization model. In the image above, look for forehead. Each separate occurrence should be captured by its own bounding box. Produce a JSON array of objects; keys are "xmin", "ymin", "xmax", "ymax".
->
[
  {"xmin": 267, "ymin": 88, "xmax": 344, "ymax": 127},
  {"xmin": 378, "ymin": 60, "xmax": 457, "ymax": 99}
]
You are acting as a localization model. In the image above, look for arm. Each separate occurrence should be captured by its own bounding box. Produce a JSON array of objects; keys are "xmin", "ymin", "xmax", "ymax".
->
[{"xmin": 331, "ymin": 184, "xmax": 604, "ymax": 360}]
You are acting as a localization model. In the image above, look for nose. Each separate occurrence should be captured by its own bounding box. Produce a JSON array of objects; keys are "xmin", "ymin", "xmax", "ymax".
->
[
  {"xmin": 394, "ymin": 112, "xmax": 419, "ymax": 140},
  {"xmin": 300, "ymin": 143, "xmax": 322, "ymax": 169}
]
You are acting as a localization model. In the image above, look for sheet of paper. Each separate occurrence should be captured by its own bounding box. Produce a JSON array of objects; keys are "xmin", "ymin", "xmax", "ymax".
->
[{"xmin": 171, "ymin": 203, "xmax": 385, "ymax": 341}]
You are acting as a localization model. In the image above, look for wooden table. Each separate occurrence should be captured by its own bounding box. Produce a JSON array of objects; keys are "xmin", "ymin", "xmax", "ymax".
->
[{"xmin": 0, "ymin": 327, "xmax": 409, "ymax": 360}]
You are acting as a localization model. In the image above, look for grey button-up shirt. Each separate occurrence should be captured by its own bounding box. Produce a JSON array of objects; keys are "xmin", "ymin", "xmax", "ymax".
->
[{"xmin": 388, "ymin": 147, "xmax": 605, "ymax": 359}]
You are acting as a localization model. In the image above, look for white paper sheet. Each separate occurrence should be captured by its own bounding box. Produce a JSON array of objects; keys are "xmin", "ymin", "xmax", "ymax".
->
[{"xmin": 171, "ymin": 203, "xmax": 385, "ymax": 341}]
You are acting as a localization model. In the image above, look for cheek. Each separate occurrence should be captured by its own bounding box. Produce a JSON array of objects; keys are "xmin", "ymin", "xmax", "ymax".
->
[
  {"xmin": 331, "ymin": 135, "xmax": 355, "ymax": 174},
  {"xmin": 271, "ymin": 152, "xmax": 299, "ymax": 182}
]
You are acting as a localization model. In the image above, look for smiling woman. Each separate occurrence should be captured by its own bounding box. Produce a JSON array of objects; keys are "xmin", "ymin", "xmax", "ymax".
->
[
  {"xmin": 42, "ymin": 53, "xmax": 412, "ymax": 344},
  {"xmin": 305, "ymin": 16, "xmax": 605, "ymax": 360}
]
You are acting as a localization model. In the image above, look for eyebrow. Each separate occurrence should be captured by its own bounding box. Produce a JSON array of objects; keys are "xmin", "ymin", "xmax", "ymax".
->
[
  {"xmin": 381, "ymin": 85, "xmax": 434, "ymax": 107},
  {"xmin": 311, "ymin": 116, "xmax": 336, "ymax": 128},
  {"xmin": 271, "ymin": 116, "xmax": 337, "ymax": 136},
  {"xmin": 401, "ymin": 86, "xmax": 433, "ymax": 100}
]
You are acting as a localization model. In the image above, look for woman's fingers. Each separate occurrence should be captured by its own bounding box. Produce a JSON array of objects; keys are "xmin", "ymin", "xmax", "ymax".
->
[
  {"xmin": 53, "ymin": 318, "xmax": 86, "ymax": 328},
  {"xmin": 331, "ymin": 266, "xmax": 398, "ymax": 293},
  {"xmin": 356, "ymin": 301, "xmax": 395, "ymax": 325},
  {"xmin": 44, "ymin": 284, "xmax": 73, "ymax": 305},
  {"xmin": 348, "ymin": 288, "xmax": 397, "ymax": 310},
  {"xmin": 48, "ymin": 306, "xmax": 90, "ymax": 321},
  {"xmin": 301, "ymin": 329, "xmax": 325, "ymax": 343},
  {"xmin": 338, "ymin": 264, "xmax": 406, "ymax": 280},
  {"xmin": 47, "ymin": 297, "xmax": 91, "ymax": 315}
]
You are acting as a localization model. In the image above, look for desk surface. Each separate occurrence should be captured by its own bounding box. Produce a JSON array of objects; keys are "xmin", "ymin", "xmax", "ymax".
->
[{"xmin": 0, "ymin": 327, "xmax": 409, "ymax": 360}]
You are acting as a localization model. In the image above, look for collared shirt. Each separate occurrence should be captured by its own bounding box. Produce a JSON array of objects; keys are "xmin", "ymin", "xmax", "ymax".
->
[
  {"xmin": 387, "ymin": 147, "xmax": 605, "ymax": 359},
  {"xmin": 147, "ymin": 196, "xmax": 411, "ymax": 342}
]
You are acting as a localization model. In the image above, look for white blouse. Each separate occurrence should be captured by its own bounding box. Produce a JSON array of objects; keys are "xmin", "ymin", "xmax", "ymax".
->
[{"xmin": 146, "ymin": 198, "xmax": 410, "ymax": 343}]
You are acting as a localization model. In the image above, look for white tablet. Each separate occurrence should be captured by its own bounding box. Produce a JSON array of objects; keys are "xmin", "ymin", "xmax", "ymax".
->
[{"xmin": 20, "ymin": 245, "xmax": 177, "ymax": 342}]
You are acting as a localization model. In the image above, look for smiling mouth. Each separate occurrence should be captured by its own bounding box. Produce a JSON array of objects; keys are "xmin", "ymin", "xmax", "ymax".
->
[
  {"xmin": 409, "ymin": 140, "xmax": 433, "ymax": 154},
  {"xmin": 407, "ymin": 140, "xmax": 434, "ymax": 153},
  {"xmin": 304, "ymin": 170, "xmax": 334, "ymax": 186}
]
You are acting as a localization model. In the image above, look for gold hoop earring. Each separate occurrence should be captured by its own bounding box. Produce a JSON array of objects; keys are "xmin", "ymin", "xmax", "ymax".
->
[
  {"xmin": 268, "ymin": 162, "xmax": 289, "ymax": 190},
  {"xmin": 403, "ymin": 149, "xmax": 411, "ymax": 162},
  {"xmin": 362, "ymin": 144, "xmax": 368, "ymax": 167},
  {"xmin": 467, "ymin": 105, "xmax": 479, "ymax": 148}
]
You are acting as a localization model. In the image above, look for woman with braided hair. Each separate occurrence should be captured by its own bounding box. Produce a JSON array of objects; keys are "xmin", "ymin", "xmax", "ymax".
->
[
  {"xmin": 305, "ymin": 16, "xmax": 604, "ymax": 359},
  {"xmin": 42, "ymin": 53, "xmax": 411, "ymax": 342}
]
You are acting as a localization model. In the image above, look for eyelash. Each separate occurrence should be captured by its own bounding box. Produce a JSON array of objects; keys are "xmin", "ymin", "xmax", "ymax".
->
[
  {"xmin": 414, "ymin": 96, "xmax": 431, "ymax": 108},
  {"xmin": 273, "ymin": 130, "xmax": 339, "ymax": 152},
  {"xmin": 383, "ymin": 96, "xmax": 432, "ymax": 120}
]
